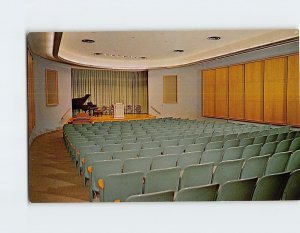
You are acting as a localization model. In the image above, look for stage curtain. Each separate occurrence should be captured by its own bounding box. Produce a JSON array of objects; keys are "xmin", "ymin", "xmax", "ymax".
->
[{"xmin": 71, "ymin": 69, "xmax": 148, "ymax": 113}]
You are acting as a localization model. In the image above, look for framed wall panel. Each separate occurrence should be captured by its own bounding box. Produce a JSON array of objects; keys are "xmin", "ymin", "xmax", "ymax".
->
[
  {"xmin": 45, "ymin": 69, "xmax": 59, "ymax": 106},
  {"xmin": 163, "ymin": 75, "xmax": 177, "ymax": 103},
  {"xmin": 27, "ymin": 50, "xmax": 35, "ymax": 135},
  {"xmin": 215, "ymin": 67, "xmax": 229, "ymax": 118},
  {"xmin": 245, "ymin": 61, "xmax": 264, "ymax": 122},
  {"xmin": 264, "ymin": 57, "xmax": 287, "ymax": 124},
  {"xmin": 229, "ymin": 64, "xmax": 245, "ymax": 120},
  {"xmin": 202, "ymin": 69, "xmax": 216, "ymax": 117},
  {"xmin": 287, "ymin": 54, "xmax": 300, "ymax": 126}
]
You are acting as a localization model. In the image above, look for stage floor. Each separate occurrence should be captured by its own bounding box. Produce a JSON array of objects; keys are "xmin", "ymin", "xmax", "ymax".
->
[{"xmin": 76, "ymin": 114, "xmax": 156, "ymax": 123}]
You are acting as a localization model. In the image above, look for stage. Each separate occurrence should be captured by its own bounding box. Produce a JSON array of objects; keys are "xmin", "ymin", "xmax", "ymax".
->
[{"xmin": 68, "ymin": 114, "xmax": 156, "ymax": 124}]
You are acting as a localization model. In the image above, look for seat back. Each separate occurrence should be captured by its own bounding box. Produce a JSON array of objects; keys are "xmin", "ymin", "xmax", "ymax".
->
[
  {"xmin": 179, "ymin": 138, "xmax": 195, "ymax": 146},
  {"xmin": 223, "ymin": 139, "xmax": 239, "ymax": 150},
  {"xmin": 205, "ymin": 141, "xmax": 223, "ymax": 150},
  {"xmin": 139, "ymin": 147, "xmax": 162, "ymax": 158},
  {"xmin": 122, "ymin": 142, "xmax": 142, "ymax": 150},
  {"xmin": 259, "ymin": 141, "xmax": 277, "ymax": 156},
  {"xmin": 252, "ymin": 172, "xmax": 290, "ymax": 200},
  {"xmin": 185, "ymin": 143, "xmax": 205, "ymax": 153},
  {"xmin": 144, "ymin": 167, "xmax": 181, "ymax": 193},
  {"xmin": 277, "ymin": 132, "xmax": 288, "ymax": 142},
  {"xmin": 163, "ymin": 145, "xmax": 185, "ymax": 155},
  {"xmin": 275, "ymin": 139, "xmax": 292, "ymax": 153},
  {"xmin": 240, "ymin": 154, "xmax": 270, "ymax": 179},
  {"xmin": 253, "ymin": 135, "xmax": 267, "ymax": 144},
  {"xmin": 151, "ymin": 154, "xmax": 178, "ymax": 170},
  {"xmin": 212, "ymin": 159, "xmax": 244, "ymax": 185},
  {"xmin": 142, "ymin": 141, "xmax": 161, "ymax": 149},
  {"xmin": 126, "ymin": 190, "xmax": 174, "ymax": 202},
  {"xmin": 175, "ymin": 184, "xmax": 219, "ymax": 201},
  {"xmin": 180, "ymin": 163, "xmax": 214, "ymax": 189},
  {"xmin": 239, "ymin": 137, "xmax": 254, "ymax": 147},
  {"xmin": 195, "ymin": 136, "xmax": 211, "ymax": 145},
  {"xmin": 266, "ymin": 134, "xmax": 278, "ymax": 143},
  {"xmin": 102, "ymin": 144, "xmax": 123, "ymax": 152},
  {"xmin": 285, "ymin": 150, "xmax": 300, "ymax": 172},
  {"xmin": 177, "ymin": 151, "xmax": 202, "ymax": 169},
  {"xmin": 103, "ymin": 171, "xmax": 144, "ymax": 202},
  {"xmin": 123, "ymin": 157, "xmax": 152, "ymax": 175},
  {"xmin": 282, "ymin": 169, "xmax": 300, "ymax": 200},
  {"xmin": 265, "ymin": 152, "xmax": 291, "ymax": 175},
  {"xmin": 242, "ymin": 144, "xmax": 262, "ymax": 159},
  {"xmin": 83, "ymin": 152, "xmax": 112, "ymax": 179},
  {"xmin": 201, "ymin": 149, "xmax": 223, "ymax": 165},
  {"xmin": 222, "ymin": 146, "xmax": 244, "ymax": 161},
  {"xmin": 161, "ymin": 139, "xmax": 178, "ymax": 148},
  {"xmin": 112, "ymin": 149, "xmax": 139, "ymax": 161},
  {"xmin": 289, "ymin": 138, "xmax": 300, "ymax": 152},
  {"xmin": 217, "ymin": 177, "xmax": 258, "ymax": 201},
  {"xmin": 210, "ymin": 135, "xmax": 224, "ymax": 142}
]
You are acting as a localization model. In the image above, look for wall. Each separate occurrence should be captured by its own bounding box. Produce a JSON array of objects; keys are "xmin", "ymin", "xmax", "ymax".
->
[
  {"xmin": 29, "ymin": 55, "xmax": 72, "ymax": 143},
  {"xmin": 148, "ymin": 65, "xmax": 200, "ymax": 119}
]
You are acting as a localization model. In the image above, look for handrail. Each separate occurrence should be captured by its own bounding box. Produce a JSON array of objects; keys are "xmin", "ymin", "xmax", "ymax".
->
[
  {"xmin": 150, "ymin": 106, "xmax": 161, "ymax": 115},
  {"xmin": 61, "ymin": 108, "xmax": 71, "ymax": 120}
]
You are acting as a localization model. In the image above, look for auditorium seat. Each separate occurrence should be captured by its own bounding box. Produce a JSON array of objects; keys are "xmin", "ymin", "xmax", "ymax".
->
[
  {"xmin": 216, "ymin": 177, "xmax": 257, "ymax": 201},
  {"xmin": 142, "ymin": 141, "xmax": 161, "ymax": 149},
  {"xmin": 175, "ymin": 184, "xmax": 219, "ymax": 201},
  {"xmin": 212, "ymin": 159, "xmax": 244, "ymax": 185},
  {"xmin": 205, "ymin": 141, "xmax": 223, "ymax": 150},
  {"xmin": 285, "ymin": 150, "xmax": 300, "ymax": 172},
  {"xmin": 185, "ymin": 143, "xmax": 205, "ymax": 153},
  {"xmin": 126, "ymin": 190, "xmax": 174, "ymax": 202},
  {"xmin": 151, "ymin": 154, "xmax": 178, "ymax": 170},
  {"xmin": 102, "ymin": 171, "xmax": 144, "ymax": 202},
  {"xmin": 139, "ymin": 147, "xmax": 162, "ymax": 158},
  {"xmin": 177, "ymin": 152, "xmax": 202, "ymax": 169},
  {"xmin": 282, "ymin": 169, "xmax": 300, "ymax": 200},
  {"xmin": 144, "ymin": 167, "xmax": 181, "ymax": 193},
  {"xmin": 253, "ymin": 135, "xmax": 267, "ymax": 144},
  {"xmin": 259, "ymin": 141, "xmax": 277, "ymax": 156},
  {"xmin": 252, "ymin": 172, "xmax": 290, "ymax": 201},
  {"xmin": 123, "ymin": 157, "xmax": 152, "ymax": 175},
  {"xmin": 239, "ymin": 137, "xmax": 254, "ymax": 147},
  {"xmin": 264, "ymin": 152, "xmax": 291, "ymax": 175},
  {"xmin": 274, "ymin": 139, "xmax": 292, "ymax": 153},
  {"xmin": 89, "ymin": 160, "xmax": 123, "ymax": 202},
  {"xmin": 242, "ymin": 144, "xmax": 263, "ymax": 159},
  {"xmin": 265, "ymin": 134, "xmax": 279, "ymax": 143},
  {"xmin": 112, "ymin": 149, "xmax": 139, "ymax": 161},
  {"xmin": 122, "ymin": 142, "xmax": 142, "ymax": 150},
  {"xmin": 163, "ymin": 145, "xmax": 185, "ymax": 155},
  {"xmin": 222, "ymin": 146, "xmax": 244, "ymax": 161},
  {"xmin": 194, "ymin": 136, "xmax": 211, "ymax": 146},
  {"xmin": 102, "ymin": 143, "xmax": 123, "ymax": 152},
  {"xmin": 240, "ymin": 155, "xmax": 270, "ymax": 179},
  {"xmin": 289, "ymin": 138, "xmax": 300, "ymax": 152},
  {"xmin": 200, "ymin": 149, "xmax": 223, "ymax": 165},
  {"xmin": 223, "ymin": 139, "xmax": 239, "ymax": 150},
  {"xmin": 180, "ymin": 163, "xmax": 214, "ymax": 189}
]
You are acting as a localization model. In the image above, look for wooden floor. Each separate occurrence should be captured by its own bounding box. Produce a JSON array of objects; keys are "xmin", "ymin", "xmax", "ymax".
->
[{"xmin": 91, "ymin": 113, "xmax": 155, "ymax": 123}]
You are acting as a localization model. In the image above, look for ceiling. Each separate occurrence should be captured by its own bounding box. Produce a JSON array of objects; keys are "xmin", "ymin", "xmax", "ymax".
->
[{"xmin": 27, "ymin": 30, "xmax": 299, "ymax": 70}]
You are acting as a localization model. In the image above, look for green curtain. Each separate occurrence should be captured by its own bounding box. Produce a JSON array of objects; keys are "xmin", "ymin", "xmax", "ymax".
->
[{"xmin": 71, "ymin": 69, "xmax": 148, "ymax": 113}]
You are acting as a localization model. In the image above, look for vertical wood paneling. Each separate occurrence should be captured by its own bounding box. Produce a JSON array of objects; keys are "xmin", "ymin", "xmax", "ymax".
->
[
  {"xmin": 229, "ymin": 64, "xmax": 245, "ymax": 119},
  {"xmin": 215, "ymin": 67, "xmax": 229, "ymax": 118},
  {"xmin": 264, "ymin": 57, "xmax": 287, "ymax": 124},
  {"xmin": 287, "ymin": 54, "xmax": 300, "ymax": 126},
  {"xmin": 202, "ymin": 69, "xmax": 216, "ymax": 117},
  {"xmin": 245, "ymin": 61, "xmax": 264, "ymax": 122},
  {"xmin": 27, "ymin": 50, "xmax": 35, "ymax": 135},
  {"xmin": 163, "ymin": 75, "xmax": 177, "ymax": 103}
]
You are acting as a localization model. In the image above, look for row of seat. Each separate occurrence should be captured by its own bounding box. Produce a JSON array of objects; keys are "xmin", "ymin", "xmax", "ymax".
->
[
  {"xmin": 88, "ymin": 150, "xmax": 300, "ymax": 201},
  {"xmin": 127, "ymin": 169, "xmax": 300, "ymax": 202}
]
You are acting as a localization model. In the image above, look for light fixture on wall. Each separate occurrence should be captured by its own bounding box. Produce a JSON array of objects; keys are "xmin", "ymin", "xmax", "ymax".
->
[
  {"xmin": 207, "ymin": 36, "xmax": 221, "ymax": 40},
  {"xmin": 82, "ymin": 39, "xmax": 95, "ymax": 43}
]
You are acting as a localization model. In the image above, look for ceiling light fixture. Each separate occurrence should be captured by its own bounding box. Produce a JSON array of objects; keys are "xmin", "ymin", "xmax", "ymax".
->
[
  {"xmin": 207, "ymin": 36, "xmax": 221, "ymax": 40},
  {"xmin": 173, "ymin": 49, "xmax": 184, "ymax": 53},
  {"xmin": 82, "ymin": 39, "xmax": 95, "ymax": 43},
  {"xmin": 93, "ymin": 52, "xmax": 102, "ymax": 55}
]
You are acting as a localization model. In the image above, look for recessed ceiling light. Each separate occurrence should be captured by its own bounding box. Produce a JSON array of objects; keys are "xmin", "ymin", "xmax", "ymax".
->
[
  {"xmin": 140, "ymin": 56, "xmax": 147, "ymax": 59},
  {"xmin": 93, "ymin": 52, "xmax": 102, "ymax": 55},
  {"xmin": 207, "ymin": 36, "xmax": 221, "ymax": 40},
  {"xmin": 82, "ymin": 39, "xmax": 95, "ymax": 43},
  {"xmin": 173, "ymin": 49, "xmax": 184, "ymax": 53}
]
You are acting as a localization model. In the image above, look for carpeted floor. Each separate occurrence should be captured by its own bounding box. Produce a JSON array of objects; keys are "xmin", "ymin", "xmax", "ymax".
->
[{"xmin": 29, "ymin": 130, "xmax": 89, "ymax": 202}]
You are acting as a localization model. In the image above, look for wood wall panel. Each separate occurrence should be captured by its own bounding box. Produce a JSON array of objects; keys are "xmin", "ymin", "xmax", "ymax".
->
[
  {"xmin": 27, "ymin": 50, "xmax": 35, "ymax": 135},
  {"xmin": 163, "ymin": 75, "xmax": 177, "ymax": 103},
  {"xmin": 264, "ymin": 57, "xmax": 287, "ymax": 124},
  {"xmin": 202, "ymin": 69, "xmax": 216, "ymax": 117},
  {"xmin": 215, "ymin": 67, "xmax": 229, "ymax": 118},
  {"xmin": 287, "ymin": 54, "xmax": 300, "ymax": 126},
  {"xmin": 229, "ymin": 64, "xmax": 245, "ymax": 120},
  {"xmin": 245, "ymin": 61, "xmax": 264, "ymax": 122}
]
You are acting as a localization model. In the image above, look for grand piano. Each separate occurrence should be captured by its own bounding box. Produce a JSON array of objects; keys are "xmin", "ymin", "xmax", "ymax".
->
[{"xmin": 72, "ymin": 94, "xmax": 97, "ymax": 116}]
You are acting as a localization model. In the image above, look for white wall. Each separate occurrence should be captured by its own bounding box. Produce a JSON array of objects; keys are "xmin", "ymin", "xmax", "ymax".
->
[
  {"xmin": 29, "ymin": 56, "xmax": 72, "ymax": 143},
  {"xmin": 148, "ymin": 66, "xmax": 200, "ymax": 119}
]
